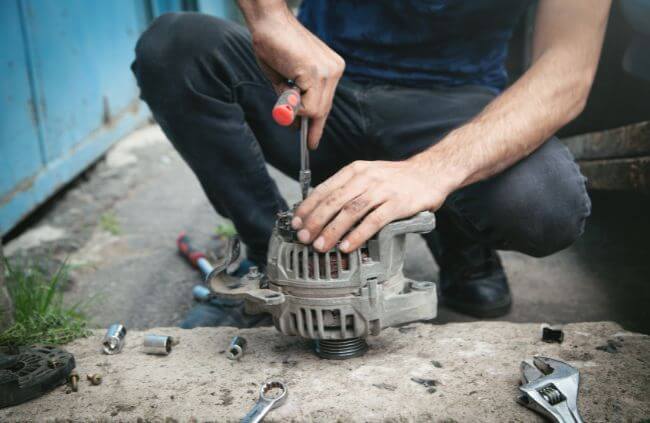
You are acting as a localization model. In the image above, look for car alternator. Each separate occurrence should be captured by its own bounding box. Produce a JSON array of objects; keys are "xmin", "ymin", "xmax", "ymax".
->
[{"xmin": 209, "ymin": 210, "xmax": 437, "ymax": 359}]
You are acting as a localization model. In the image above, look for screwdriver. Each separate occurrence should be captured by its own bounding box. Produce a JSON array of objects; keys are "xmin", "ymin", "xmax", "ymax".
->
[{"xmin": 272, "ymin": 83, "xmax": 311, "ymax": 200}]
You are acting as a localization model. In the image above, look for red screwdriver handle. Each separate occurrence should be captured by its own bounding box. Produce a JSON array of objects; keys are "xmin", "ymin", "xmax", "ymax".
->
[
  {"xmin": 176, "ymin": 231, "xmax": 206, "ymax": 268},
  {"xmin": 272, "ymin": 87, "xmax": 301, "ymax": 126}
]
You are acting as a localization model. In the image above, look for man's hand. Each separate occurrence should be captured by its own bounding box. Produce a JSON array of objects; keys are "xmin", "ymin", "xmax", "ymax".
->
[
  {"xmin": 238, "ymin": 0, "xmax": 345, "ymax": 148},
  {"xmin": 291, "ymin": 159, "xmax": 457, "ymax": 253}
]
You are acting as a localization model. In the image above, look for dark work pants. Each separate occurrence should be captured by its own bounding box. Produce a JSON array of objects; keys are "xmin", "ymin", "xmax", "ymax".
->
[{"xmin": 132, "ymin": 13, "xmax": 591, "ymax": 266}]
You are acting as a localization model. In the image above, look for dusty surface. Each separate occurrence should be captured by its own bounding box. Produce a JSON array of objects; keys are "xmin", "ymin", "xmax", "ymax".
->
[
  {"xmin": 4, "ymin": 125, "xmax": 650, "ymax": 332},
  {"xmin": 1, "ymin": 321, "xmax": 649, "ymax": 422}
]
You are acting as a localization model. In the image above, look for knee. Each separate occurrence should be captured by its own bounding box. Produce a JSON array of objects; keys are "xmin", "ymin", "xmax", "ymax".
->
[
  {"xmin": 132, "ymin": 13, "xmax": 236, "ymax": 100},
  {"xmin": 497, "ymin": 143, "xmax": 592, "ymax": 257}
]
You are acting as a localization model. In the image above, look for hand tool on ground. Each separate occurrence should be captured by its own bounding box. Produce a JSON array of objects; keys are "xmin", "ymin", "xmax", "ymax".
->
[
  {"xmin": 517, "ymin": 356, "xmax": 583, "ymax": 422},
  {"xmin": 241, "ymin": 380, "xmax": 288, "ymax": 423},
  {"xmin": 177, "ymin": 232, "xmax": 240, "ymax": 279},
  {"xmin": 177, "ymin": 232, "xmax": 241, "ymax": 301},
  {"xmin": 272, "ymin": 83, "xmax": 310, "ymax": 200}
]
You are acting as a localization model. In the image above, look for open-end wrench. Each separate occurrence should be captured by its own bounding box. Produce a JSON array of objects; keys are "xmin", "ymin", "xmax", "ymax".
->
[
  {"xmin": 241, "ymin": 380, "xmax": 288, "ymax": 423},
  {"xmin": 272, "ymin": 83, "xmax": 311, "ymax": 200}
]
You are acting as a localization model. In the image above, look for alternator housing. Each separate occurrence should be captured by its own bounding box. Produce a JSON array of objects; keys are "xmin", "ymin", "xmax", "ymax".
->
[{"xmin": 209, "ymin": 210, "xmax": 438, "ymax": 358}]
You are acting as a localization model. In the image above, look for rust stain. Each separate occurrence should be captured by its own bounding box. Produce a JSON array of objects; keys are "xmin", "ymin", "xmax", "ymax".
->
[{"xmin": 0, "ymin": 176, "xmax": 36, "ymax": 208}]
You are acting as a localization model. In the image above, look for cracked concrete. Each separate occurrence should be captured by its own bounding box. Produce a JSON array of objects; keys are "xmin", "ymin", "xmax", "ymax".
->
[{"xmin": 1, "ymin": 321, "xmax": 648, "ymax": 422}]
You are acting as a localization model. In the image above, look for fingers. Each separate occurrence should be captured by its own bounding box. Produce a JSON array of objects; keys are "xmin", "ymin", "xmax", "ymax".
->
[
  {"xmin": 308, "ymin": 115, "xmax": 326, "ymax": 149},
  {"xmin": 294, "ymin": 161, "xmax": 368, "ymax": 224},
  {"xmin": 315, "ymin": 192, "xmax": 385, "ymax": 252},
  {"xmin": 340, "ymin": 203, "xmax": 400, "ymax": 253},
  {"xmin": 294, "ymin": 50, "xmax": 344, "ymax": 148},
  {"xmin": 295, "ymin": 177, "xmax": 371, "ymax": 247}
]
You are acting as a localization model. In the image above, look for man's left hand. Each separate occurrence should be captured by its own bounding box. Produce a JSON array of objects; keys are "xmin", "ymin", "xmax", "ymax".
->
[{"xmin": 291, "ymin": 159, "xmax": 452, "ymax": 253}]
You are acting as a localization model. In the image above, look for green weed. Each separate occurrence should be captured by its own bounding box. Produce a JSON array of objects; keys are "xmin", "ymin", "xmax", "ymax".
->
[
  {"xmin": 214, "ymin": 221, "xmax": 237, "ymax": 238},
  {"xmin": 0, "ymin": 259, "xmax": 90, "ymax": 346},
  {"xmin": 99, "ymin": 211, "xmax": 121, "ymax": 235}
]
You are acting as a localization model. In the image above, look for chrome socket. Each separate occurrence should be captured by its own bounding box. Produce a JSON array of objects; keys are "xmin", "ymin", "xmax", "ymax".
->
[
  {"xmin": 143, "ymin": 334, "xmax": 173, "ymax": 355},
  {"xmin": 226, "ymin": 336, "xmax": 247, "ymax": 360},
  {"xmin": 102, "ymin": 323, "xmax": 127, "ymax": 355}
]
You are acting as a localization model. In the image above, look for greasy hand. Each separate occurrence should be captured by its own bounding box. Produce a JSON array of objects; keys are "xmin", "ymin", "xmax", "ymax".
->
[
  {"xmin": 291, "ymin": 160, "xmax": 452, "ymax": 253},
  {"xmin": 247, "ymin": 7, "xmax": 344, "ymax": 149}
]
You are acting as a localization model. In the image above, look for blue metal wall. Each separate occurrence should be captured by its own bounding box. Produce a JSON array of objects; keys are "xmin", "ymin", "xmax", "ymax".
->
[{"xmin": 0, "ymin": 0, "xmax": 237, "ymax": 235}]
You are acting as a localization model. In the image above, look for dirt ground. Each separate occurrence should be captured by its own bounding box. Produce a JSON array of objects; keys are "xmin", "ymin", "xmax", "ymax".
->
[{"xmin": 1, "ymin": 321, "xmax": 648, "ymax": 422}]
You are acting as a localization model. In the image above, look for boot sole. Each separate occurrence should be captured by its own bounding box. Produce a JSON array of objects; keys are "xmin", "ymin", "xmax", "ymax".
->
[{"xmin": 442, "ymin": 293, "xmax": 512, "ymax": 318}]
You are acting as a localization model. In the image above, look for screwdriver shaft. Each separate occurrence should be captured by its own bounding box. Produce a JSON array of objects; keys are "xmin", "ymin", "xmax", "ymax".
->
[{"xmin": 299, "ymin": 117, "xmax": 311, "ymax": 200}]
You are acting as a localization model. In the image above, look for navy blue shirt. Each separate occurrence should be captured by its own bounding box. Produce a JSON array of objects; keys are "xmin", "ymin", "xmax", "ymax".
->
[{"xmin": 298, "ymin": 0, "xmax": 531, "ymax": 92}]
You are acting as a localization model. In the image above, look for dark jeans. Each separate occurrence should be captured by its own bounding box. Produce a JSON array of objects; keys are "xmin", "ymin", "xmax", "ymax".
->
[{"xmin": 132, "ymin": 13, "xmax": 591, "ymax": 266}]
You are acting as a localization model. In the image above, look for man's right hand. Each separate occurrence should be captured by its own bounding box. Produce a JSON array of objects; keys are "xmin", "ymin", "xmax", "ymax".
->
[{"xmin": 238, "ymin": 0, "xmax": 345, "ymax": 149}]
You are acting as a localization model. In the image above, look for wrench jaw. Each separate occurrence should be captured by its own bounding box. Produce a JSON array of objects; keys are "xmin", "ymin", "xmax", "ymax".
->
[
  {"xmin": 260, "ymin": 380, "xmax": 288, "ymax": 409},
  {"xmin": 517, "ymin": 356, "xmax": 583, "ymax": 423}
]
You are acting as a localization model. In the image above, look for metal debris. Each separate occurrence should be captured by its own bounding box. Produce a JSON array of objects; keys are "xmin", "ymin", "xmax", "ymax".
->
[
  {"xmin": 541, "ymin": 324, "xmax": 564, "ymax": 343},
  {"xmin": 226, "ymin": 336, "xmax": 247, "ymax": 360},
  {"xmin": 68, "ymin": 370, "xmax": 79, "ymax": 392},
  {"xmin": 86, "ymin": 373, "xmax": 103, "ymax": 385},
  {"xmin": 596, "ymin": 339, "xmax": 622, "ymax": 353}
]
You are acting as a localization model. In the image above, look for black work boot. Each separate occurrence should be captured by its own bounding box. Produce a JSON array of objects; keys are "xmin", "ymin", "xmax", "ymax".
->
[{"xmin": 425, "ymin": 211, "xmax": 512, "ymax": 318}]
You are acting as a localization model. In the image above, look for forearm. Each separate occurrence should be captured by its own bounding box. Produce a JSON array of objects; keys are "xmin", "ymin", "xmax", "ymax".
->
[
  {"xmin": 411, "ymin": 53, "xmax": 595, "ymax": 192},
  {"xmin": 411, "ymin": 0, "xmax": 610, "ymax": 196},
  {"xmin": 237, "ymin": 0, "xmax": 293, "ymax": 31}
]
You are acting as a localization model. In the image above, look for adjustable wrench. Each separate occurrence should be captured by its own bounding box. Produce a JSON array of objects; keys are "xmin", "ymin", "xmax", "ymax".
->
[{"xmin": 517, "ymin": 356, "xmax": 583, "ymax": 422}]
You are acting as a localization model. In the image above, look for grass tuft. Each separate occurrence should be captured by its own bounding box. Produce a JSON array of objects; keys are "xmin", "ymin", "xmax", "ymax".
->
[
  {"xmin": 99, "ymin": 211, "xmax": 121, "ymax": 235},
  {"xmin": 214, "ymin": 221, "xmax": 237, "ymax": 238},
  {"xmin": 0, "ymin": 259, "xmax": 90, "ymax": 346}
]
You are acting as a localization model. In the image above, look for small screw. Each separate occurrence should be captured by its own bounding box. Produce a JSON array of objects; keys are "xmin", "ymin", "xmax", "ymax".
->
[
  {"xmin": 86, "ymin": 373, "xmax": 103, "ymax": 385},
  {"xmin": 246, "ymin": 266, "xmax": 262, "ymax": 279},
  {"xmin": 69, "ymin": 370, "xmax": 79, "ymax": 392}
]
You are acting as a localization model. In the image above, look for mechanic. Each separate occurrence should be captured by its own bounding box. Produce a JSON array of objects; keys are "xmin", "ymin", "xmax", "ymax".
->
[{"xmin": 131, "ymin": 0, "xmax": 610, "ymax": 321}]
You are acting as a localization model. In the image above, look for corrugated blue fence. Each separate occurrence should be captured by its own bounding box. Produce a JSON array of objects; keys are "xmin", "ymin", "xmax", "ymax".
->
[{"xmin": 0, "ymin": 0, "xmax": 238, "ymax": 236}]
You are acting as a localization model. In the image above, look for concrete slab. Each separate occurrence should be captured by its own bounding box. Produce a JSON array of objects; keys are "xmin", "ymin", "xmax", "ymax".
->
[{"xmin": 1, "ymin": 321, "xmax": 648, "ymax": 422}]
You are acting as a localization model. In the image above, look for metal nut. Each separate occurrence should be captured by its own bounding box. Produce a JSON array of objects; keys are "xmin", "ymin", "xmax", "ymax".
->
[{"xmin": 87, "ymin": 373, "xmax": 103, "ymax": 385}]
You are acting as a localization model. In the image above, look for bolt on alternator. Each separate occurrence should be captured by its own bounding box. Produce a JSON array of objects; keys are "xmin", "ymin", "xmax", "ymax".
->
[
  {"xmin": 246, "ymin": 266, "xmax": 262, "ymax": 280},
  {"xmin": 226, "ymin": 336, "xmax": 247, "ymax": 360}
]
